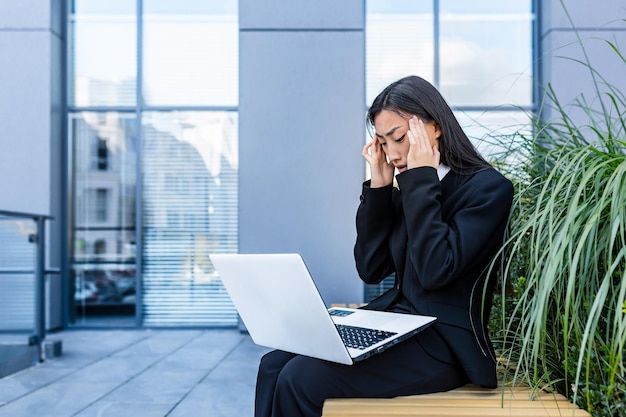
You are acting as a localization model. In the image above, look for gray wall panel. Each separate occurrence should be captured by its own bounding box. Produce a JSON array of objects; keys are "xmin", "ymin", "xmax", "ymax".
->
[
  {"xmin": 0, "ymin": 31, "xmax": 51, "ymax": 214},
  {"xmin": 0, "ymin": 0, "xmax": 51, "ymax": 29},
  {"xmin": 546, "ymin": 31, "xmax": 626, "ymax": 112},
  {"xmin": 239, "ymin": 0, "xmax": 364, "ymax": 30},
  {"xmin": 0, "ymin": 0, "xmax": 63, "ymax": 329},
  {"xmin": 239, "ymin": 30, "xmax": 365, "ymax": 305}
]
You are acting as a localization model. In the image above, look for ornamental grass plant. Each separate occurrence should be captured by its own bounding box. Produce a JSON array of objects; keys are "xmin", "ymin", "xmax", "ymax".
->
[{"xmin": 487, "ymin": 31, "xmax": 626, "ymax": 417}]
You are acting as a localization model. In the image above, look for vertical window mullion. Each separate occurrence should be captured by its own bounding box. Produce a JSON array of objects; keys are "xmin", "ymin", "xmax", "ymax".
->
[
  {"xmin": 134, "ymin": 0, "xmax": 144, "ymax": 327},
  {"xmin": 433, "ymin": 0, "xmax": 440, "ymax": 89}
]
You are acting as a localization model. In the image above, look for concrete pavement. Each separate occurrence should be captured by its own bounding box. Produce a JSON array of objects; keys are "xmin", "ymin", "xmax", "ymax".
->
[{"xmin": 0, "ymin": 329, "xmax": 270, "ymax": 417}]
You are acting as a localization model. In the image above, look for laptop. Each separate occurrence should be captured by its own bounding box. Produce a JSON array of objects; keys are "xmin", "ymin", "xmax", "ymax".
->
[{"xmin": 209, "ymin": 253, "xmax": 436, "ymax": 365}]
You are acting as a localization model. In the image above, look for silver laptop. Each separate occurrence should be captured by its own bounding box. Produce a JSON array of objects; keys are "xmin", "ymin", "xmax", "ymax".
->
[{"xmin": 210, "ymin": 253, "xmax": 436, "ymax": 365}]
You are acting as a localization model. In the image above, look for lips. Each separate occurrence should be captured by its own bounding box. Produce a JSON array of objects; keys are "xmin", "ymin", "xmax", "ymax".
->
[{"xmin": 396, "ymin": 166, "xmax": 407, "ymax": 173}]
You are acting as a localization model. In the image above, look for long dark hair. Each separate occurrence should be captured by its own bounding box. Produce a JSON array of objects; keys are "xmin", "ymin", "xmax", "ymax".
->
[{"xmin": 367, "ymin": 75, "xmax": 491, "ymax": 172}]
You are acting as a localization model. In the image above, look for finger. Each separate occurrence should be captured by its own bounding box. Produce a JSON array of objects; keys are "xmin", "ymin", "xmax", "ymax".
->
[
  {"xmin": 409, "ymin": 117, "xmax": 428, "ymax": 151},
  {"xmin": 362, "ymin": 142, "xmax": 371, "ymax": 158},
  {"xmin": 432, "ymin": 145, "xmax": 441, "ymax": 166},
  {"xmin": 362, "ymin": 142, "xmax": 369, "ymax": 154},
  {"xmin": 367, "ymin": 139, "xmax": 381, "ymax": 155},
  {"xmin": 375, "ymin": 140, "xmax": 388, "ymax": 160},
  {"xmin": 408, "ymin": 117, "xmax": 418, "ymax": 146},
  {"xmin": 416, "ymin": 119, "xmax": 431, "ymax": 150},
  {"xmin": 362, "ymin": 141, "xmax": 377, "ymax": 163}
]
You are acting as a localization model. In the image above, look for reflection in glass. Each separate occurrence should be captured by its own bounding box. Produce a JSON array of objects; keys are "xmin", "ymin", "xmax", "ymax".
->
[
  {"xmin": 439, "ymin": 1, "xmax": 533, "ymax": 106},
  {"xmin": 70, "ymin": 0, "xmax": 137, "ymax": 106},
  {"xmin": 455, "ymin": 110, "xmax": 532, "ymax": 164},
  {"xmin": 366, "ymin": 0, "xmax": 434, "ymax": 106},
  {"xmin": 142, "ymin": 0, "xmax": 238, "ymax": 106},
  {"xmin": 70, "ymin": 112, "xmax": 136, "ymax": 325},
  {"xmin": 142, "ymin": 111, "xmax": 238, "ymax": 326}
]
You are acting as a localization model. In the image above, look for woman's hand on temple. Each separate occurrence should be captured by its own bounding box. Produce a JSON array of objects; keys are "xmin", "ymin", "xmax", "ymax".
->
[
  {"xmin": 407, "ymin": 116, "xmax": 440, "ymax": 170},
  {"xmin": 362, "ymin": 139, "xmax": 394, "ymax": 188}
]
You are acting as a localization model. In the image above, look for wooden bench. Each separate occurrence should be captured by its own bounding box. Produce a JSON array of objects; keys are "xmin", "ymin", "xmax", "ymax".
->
[
  {"xmin": 322, "ymin": 383, "xmax": 590, "ymax": 416},
  {"xmin": 324, "ymin": 305, "xmax": 590, "ymax": 417}
]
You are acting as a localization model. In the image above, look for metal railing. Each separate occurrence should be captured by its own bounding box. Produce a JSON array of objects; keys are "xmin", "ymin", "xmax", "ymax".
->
[{"xmin": 0, "ymin": 209, "xmax": 54, "ymax": 362}]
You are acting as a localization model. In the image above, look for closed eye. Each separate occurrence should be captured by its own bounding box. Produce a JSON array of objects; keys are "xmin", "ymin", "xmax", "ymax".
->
[{"xmin": 394, "ymin": 134, "xmax": 406, "ymax": 143}]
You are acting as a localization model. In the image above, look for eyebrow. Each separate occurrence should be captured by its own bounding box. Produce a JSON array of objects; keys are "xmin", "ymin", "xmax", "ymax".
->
[{"xmin": 375, "ymin": 125, "xmax": 402, "ymax": 139}]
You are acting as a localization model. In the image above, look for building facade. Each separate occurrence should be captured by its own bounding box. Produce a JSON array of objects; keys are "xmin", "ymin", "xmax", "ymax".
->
[{"xmin": 0, "ymin": 0, "xmax": 624, "ymax": 330}]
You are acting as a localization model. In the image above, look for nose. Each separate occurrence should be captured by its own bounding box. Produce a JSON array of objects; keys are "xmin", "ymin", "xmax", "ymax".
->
[{"xmin": 385, "ymin": 142, "xmax": 402, "ymax": 163}]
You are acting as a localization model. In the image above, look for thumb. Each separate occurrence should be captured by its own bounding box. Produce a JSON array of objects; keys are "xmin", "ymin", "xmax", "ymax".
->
[{"xmin": 432, "ymin": 145, "xmax": 441, "ymax": 167}]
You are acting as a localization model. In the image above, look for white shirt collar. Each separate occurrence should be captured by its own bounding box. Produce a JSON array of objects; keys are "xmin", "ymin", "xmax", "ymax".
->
[
  {"xmin": 394, "ymin": 164, "xmax": 451, "ymax": 189},
  {"xmin": 437, "ymin": 164, "xmax": 451, "ymax": 181}
]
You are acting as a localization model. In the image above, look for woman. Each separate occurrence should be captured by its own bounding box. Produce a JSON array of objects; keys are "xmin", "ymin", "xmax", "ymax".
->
[{"xmin": 254, "ymin": 75, "xmax": 514, "ymax": 417}]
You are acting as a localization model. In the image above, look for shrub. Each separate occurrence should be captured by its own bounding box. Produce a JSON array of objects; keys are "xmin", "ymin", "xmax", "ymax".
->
[{"xmin": 488, "ymin": 35, "xmax": 626, "ymax": 417}]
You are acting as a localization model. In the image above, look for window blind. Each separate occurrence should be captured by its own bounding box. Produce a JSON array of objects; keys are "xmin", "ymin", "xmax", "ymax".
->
[
  {"xmin": 142, "ymin": 111, "xmax": 238, "ymax": 326},
  {"xmin": 366, "ymin": 8, "xmax": 434, "ymax": 106},
  {"xmin": 0, "ymin": 219, "xmax": 35, "ymax": 331}
]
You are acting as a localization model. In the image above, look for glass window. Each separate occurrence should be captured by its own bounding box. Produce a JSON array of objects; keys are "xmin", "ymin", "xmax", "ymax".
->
[
  {"xmin": 142, "ymin": 1, "xmax": 238, "ymax": 106},
  {"xmin": 70, "ymin": 0, "xmax": 137, "ymax": 106},
  {"xmin": 141, "ymin": 111, "xmax": 238, "ymax": 326},
  {"xmin": 70, "ymin": 112, "xmax": 137, "ymax": 324},
  {"xmin": 439, "ymin": 0, "xmax": 533, "ymax": 106},
  {"xmin": 96, "ymin": 138, "xmax": 109, "ymax": 170},
  {"xmin": 365, "ymin": 0, "xmax": 534, "ymax": 140},
  {"xmin": 366, "ymin": 0, "xmax": 434, "ymax": 105},
  {"xmin": 454, "ymin": 110, "xmax": 533, "ymax": 163},
  {"xmin": 366, "ymin": 0, "xmax": 533, "ymax": 108},
  {"xmin": 68, "ymin": 0, "xmax": 239, "ymax": 327}
]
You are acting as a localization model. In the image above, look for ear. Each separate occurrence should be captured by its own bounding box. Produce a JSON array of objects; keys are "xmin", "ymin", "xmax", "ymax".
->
[{"xmin": 434, "ymin": 122, "xmax": 441, "ymax": 138}]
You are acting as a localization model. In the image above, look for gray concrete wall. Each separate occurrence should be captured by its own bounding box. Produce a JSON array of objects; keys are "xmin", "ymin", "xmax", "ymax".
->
[
  {"xmin": 0, "ymin": 0, "xmax": 64, "ymax": 329},
  {"xmin": 238, "ymin": 0, "xmax": 366, "ymax": 305},
  {"xmin": 539, "ymin": 1, "xmax": 626, "ymax": 127}
]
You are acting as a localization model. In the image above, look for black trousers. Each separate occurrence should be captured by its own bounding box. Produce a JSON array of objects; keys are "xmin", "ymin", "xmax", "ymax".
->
[{"xmin": 254, "ymin": 333, "xmax": 468, "ymax": 417}]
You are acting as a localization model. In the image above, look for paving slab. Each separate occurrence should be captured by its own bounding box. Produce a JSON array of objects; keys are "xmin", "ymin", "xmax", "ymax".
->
[
  {"xmin": 168, "ymin": 336, "xmax": 270, "ymax": 417},
  {"xmin": 0, "ymin": 329, "xmax": 269, "ymax": 417}
]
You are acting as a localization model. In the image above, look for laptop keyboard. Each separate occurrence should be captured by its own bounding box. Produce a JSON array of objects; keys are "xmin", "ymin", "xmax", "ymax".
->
[
  {"xmin": 328, "ymin": 309, "xmax": 354, "ymax": 317},
  {"xmin": 335, "ymin": 324, "xmax": 397, "ymax": 350}
]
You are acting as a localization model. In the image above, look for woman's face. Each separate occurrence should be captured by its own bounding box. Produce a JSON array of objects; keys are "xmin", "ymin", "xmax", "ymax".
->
[{"xmin": 373, "ymin": 109, "xmax": 440, "ymax": 173}]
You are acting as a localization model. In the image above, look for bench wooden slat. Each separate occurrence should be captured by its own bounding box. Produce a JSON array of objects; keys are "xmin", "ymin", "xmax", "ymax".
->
[
  {"xmin": 322, "ymin": 406, "xmax": 590, "ymax": 417},
  {"xmin": 391, "ymin": 392, "xmax": 562, "ymax": 401},
  {"xmin": 348, "ymin": 390, "xmax": 573, "ymax": 403},
  {"xmin": 327, "ymin": 398, "xmax": 579, "ymax": 409}
]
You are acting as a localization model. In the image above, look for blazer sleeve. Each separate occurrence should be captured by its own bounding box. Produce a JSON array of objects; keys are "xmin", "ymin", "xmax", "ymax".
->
[
  {"xmin": 353, "ymin": 181, "xmax": 396, "ymax": 284},
  {"xmin": 397, "ymin": 166, "xmax": 513, "ymax": 291}
]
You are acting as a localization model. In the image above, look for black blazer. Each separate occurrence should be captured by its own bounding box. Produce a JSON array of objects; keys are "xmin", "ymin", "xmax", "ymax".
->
[{"xmin": 354, "ymin": 166, "xmax": 513, "ymax": 388}]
